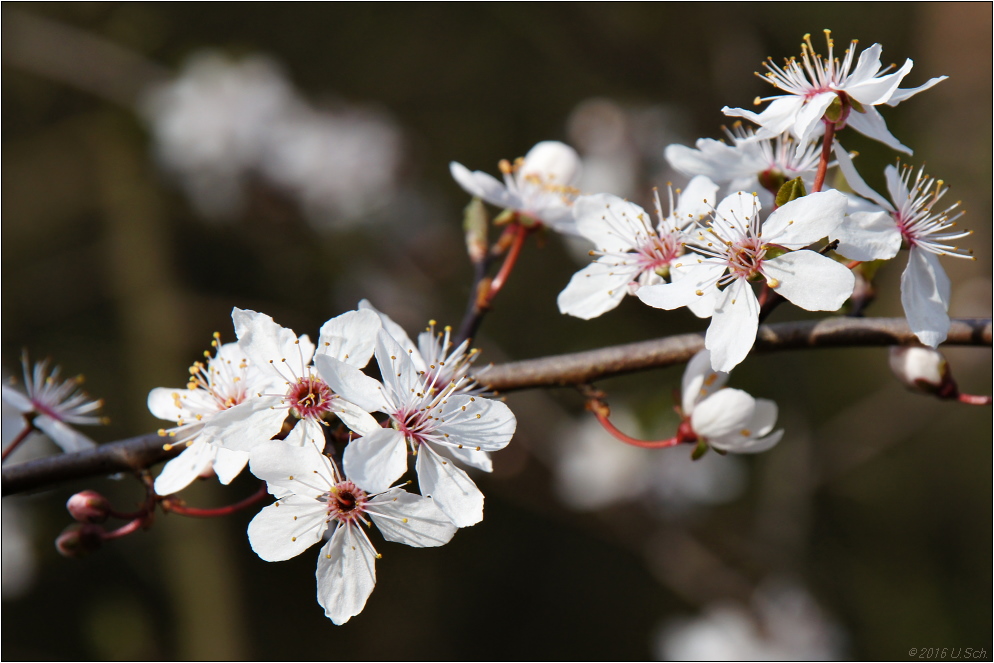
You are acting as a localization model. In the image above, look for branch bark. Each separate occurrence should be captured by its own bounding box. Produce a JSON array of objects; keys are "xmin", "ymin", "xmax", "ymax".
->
[{"xmin": 3, "ymin": 316, "xmax": 990, "ymax": 496}]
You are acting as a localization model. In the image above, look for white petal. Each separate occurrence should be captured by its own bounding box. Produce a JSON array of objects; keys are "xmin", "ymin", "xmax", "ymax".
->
[
  {"xmin": 763, "ymin": 251, "xmax": 855, "ymax": 311},
  {"xmin": 793, "ymin": 92, "xmax": 836, "ymax": 143},
  {"xmin": 557, "ymin": 260, "xmax": 635, "ymax": 320},
  {"xmin": 247, "ymin": 494, "xmax": 328, "ymax": 562},
  {"xmin": 842, "ymin": 43, "xmax": 884, "ymax": 87},
  {"xmin": 665, "ymin": 140, "xmax": 747, "ymax": 181},
  {"xmin": 680, "ymin": 350, "xmax": 729, "ymax": 415},
  {"xmin": 671, "ymin": 262, "xmax": 720, "ymax": 318},
  {"xmin": 374, "ymin": 330, "xmax": 421, "ymax": 402},
  {"xmin": 449, "ymin": 162, "xmax": 517, "ymax": 209},
  {"xmin": 368, "ymin": 488, "xmax": 458, "ymax": 548},
  {"xmin": 197, "ymin": 396, "xmax": 286, "ymax": 452},
  {"xmin": 711, "ymin": 429, "xmax": 784, "ymax": 454},
  {"xmin": 286, "ymin": 418, "xmax": 327, "ymax": 449},
  {"xmin": 153, "ymin": 439, "xmax": 215, "ymax": 495},
  {"xmin": 845, "ymin": 54, "xmax": 912, "ymax": 105},
  {"xmin": 832, "ymin": 209, "xmax": 902, "ymax": 261},
  {"xmin": 232, "ymin": 308, "xmax": 311, "ymax": 378},
  {"xmin": 902, "ymin": 248, "xmax": 951, "ymax": 348},
  {"xmin": 1, "ymin": 385, "xmax": 33, "ymax": 413},
  {"xmin": 248, "ymin": 436, "xmax": 335, "ymax": 499},
  {"xmin": 358, "ymin": 300, "xmax": 423, "ymax": 370},
  {"xmin": 32, "ymin": 415, "xmax": 97, "ymax": 453},
  {"xmin": 341, "ymin": 428, "xmax": 408, "ymax": 494},
  {"xmin": 332, "ymin": 400, "xmax": 381, "ymax": 438},
  {"xmin": 691, "ymin": 388, "xmax": 755, "ymax": 439},
  {"xmin": 852, "ymin": 56, "xmax": 913, "ymax": 101},
  {"xmin": 447, "ymin": 446, "xmax": 493, "ymax": 473},
  {"xmin": 831, "ymin": 142, "xmax": 893, "ymax": 209},
  {"xmin": 845, "ymin": 105, "xmax": 912, "ymax": 154},
  {"xmin": 723, "ymin": 96, "xmax": 804, "ymax": 139},
  {"xmin": 211, "ymin": 446, "xmax": 250, "ymax": 485},
  {"xmin": 709, "ymin": 397, "xmax": 783, "ymax": 453},
  {"xmin": 714, "ymin": 191, "xmax": 762, "ymax": 236},
  {"xmin": 573, "ymin": 194, "xmax": 643, "ymax": 253},
  {"xmin": 316, "ymin": 309, "xmax": 381, "ymax": 368},
  {"xmin": 673, "ymin": 176, "xmax": 720, "ymax": 224},
  {"xmin": 761, "ymin": 190, "xmax": 848, "ymax": 248},
  {"xmin": 314, "ymin": 354, "xmax": 388, "ymax": 414},
  {"xmin": 637, "ymin": 262, "xmax": 725, "ymax": 312},
  {"xmin": 705, "ymin": 280, "xmax": 759, "ymax": 372},
  {"xmin": 416, "ymin": 444, "xmax": 484, "ymax": 528},
  {"xmin": 316, "ymin": 524, "xmax": 378, "ymax": 625},
  {"xmin": 436, "ymin": 394, "xmax": 516, "ymax": 453},
  {"xmin": 886, "ymin": 75, "xmax": 946, "ymax": 105},
  {"xmin": 521, "ymin": 141, "xmax": 581, "ymax": 185},
  {"xmin": 147, "ymin": 387, "xmax": 191, "ymax": 422}
]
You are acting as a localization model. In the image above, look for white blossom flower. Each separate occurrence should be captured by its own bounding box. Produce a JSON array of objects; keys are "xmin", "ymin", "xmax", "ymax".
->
[
  {"xmin": 665, "ymin": 124, "xmax": 821, "ymax": 207},
  {"xmin": 449, "ymin": 141, "xmax": 582, "ymax": 235},
  {"xmin": 142, "ymin": 50, "xmax": 404, "ymax": 227},
  {"xmin": 680, "ymin": 350, "xmax": 783, "ymax": 454},
  {"xmin": 149, "ymin": 335, "xmax": 280, "ymax": 496},
  {"xmin": 2, "ymin": 353, "xmax": 105, "ymax": 454},
  {"xmin": 637, "ymin": 190, "xmax": 854, "ymax": 371},
  {"xmin": 246, "ymin": 432, "xmax": 456, "ymax": 624},
  {"xmin": 557, "ymin": 176, "xmax": 718, "ymax": 319},
  {"xmin": 552, "ymin": 407, "xmax": 747, "ymax": 513},
  {"xmin": 830, "ymin": 145, "xmax": 973, "ymax": 347},
  {"xmin": 199, "ymin": 308, "xmax": 381, "ymax": 454},
  {"xmin": 317, "ymin": 330, "xmax": 517, "ymax": 527},
  {"xmin": 656, "ymin": 580, "xmax": 846, "ymax": 661},
  {"xmin": 723, "ymin": 30, "xmax": 946, "ymax": 154},
  {"xmin": 358, "ymin": 300, "xmax": 494, "ymax": 471}
]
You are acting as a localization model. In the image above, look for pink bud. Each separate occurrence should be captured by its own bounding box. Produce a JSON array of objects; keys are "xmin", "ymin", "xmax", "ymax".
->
[
  {"xmin": 888, "ymin": 346, "xmax": 956, "ymax": 398},
  {"xmin": 55, "ymin": 523, "xmax": 104, "ymax": 557},
  {"xmin": 66, "ymin": 490, "xmax": 111, "ymax": 523}
]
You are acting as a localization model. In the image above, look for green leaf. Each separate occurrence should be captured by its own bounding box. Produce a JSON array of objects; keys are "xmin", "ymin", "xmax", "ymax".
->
[
  {"xmin": 691, "ymin": 439, "xmax": 710, "ymax": 461},
  {"xmin": 775, "ymin": 177, "xmax": 807, "ymax": 208}
]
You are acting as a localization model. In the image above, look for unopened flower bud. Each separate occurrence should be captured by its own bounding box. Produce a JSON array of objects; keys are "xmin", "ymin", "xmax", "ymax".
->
[
  {"xmin": 56, "ymin": 523, "xmax": 104, "ymax": 557},
  {"xmin": 66, "ymin": 490, "xmax": 111, "ymax": 523},
  {"xmin": 888, "ymin": 346, "xmax": 956, "ymax": 398}
]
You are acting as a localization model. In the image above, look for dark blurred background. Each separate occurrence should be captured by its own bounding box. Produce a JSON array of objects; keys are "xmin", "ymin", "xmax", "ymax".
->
[{"xmin": 2, "ymin": 3, "xmax": 990, "ymax": 660}]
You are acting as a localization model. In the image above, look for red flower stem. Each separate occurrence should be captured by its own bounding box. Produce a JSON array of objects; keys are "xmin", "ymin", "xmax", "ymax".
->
[
  {"xmin": 957, "ymin": 393, "xmax": 992, "ymax": 406},
  {"xmin": 812, "ymin": 122, "xmax": 837, "ymax": 193},
  {"xmin": 847, "ymin": 260, "xmax": 863, "ymax": 270},
  {"xmin": 483, "ymin": 222, "xmax": 529, "ymax": 309},
  {"xmin": 1, "ymin": 424, "xmax": 35, "ymax": 462},
  {"xmin": 102, "ymin": 516, "xmax": 146, "ymax": 540},
  {"xmin": 591, "ymin": 407, "xmax": 680, "ymax": 449},
  {"xmin": 163, "ymin": 482, "xmax": 270, "ymax": 518}
]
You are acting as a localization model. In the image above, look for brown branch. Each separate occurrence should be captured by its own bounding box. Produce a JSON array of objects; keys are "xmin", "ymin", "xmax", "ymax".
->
[
  {"xmin": 478, "ymin": 317, "xmax": 992, "ymax": 392},
  {"xmin": 3, "ymin": 432, "xmax": 180, "ymax": 497},
  {"xmin": 2, "ymin": 317, "xmax": 990, "ymax": 496}
]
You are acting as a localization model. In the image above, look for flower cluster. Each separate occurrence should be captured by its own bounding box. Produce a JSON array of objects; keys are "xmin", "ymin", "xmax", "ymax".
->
[
  {"xmin": 553, "ymin": 28, "xmax": 968, "ymax": 369},
  {"xmin": 146, "ymin": 305, "xmax": 515, "ymax": 623},
  {"xmin": 33, "ymin": 27, "xmax": 977, "ymax": 634}
]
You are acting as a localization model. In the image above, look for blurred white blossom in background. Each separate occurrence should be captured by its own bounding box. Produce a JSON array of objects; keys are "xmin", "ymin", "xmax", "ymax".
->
[
  {"xmin": 142, "ymin": 51, "xmax": 404, "ymax": 229},
  {"xmin": 553, "ymin": 407, "xmax": 746, "ymax": 515},
  {"xmin": 655, "ymin": 580, "xmax": 847, "ymax": 661}
]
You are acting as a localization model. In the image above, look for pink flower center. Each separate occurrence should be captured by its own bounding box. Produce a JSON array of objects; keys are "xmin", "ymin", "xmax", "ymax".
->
[
  {"xmin": 286, "ymin": 376, "xmax": 335, "ymax": 420},
  {"xmin": 324, "ymin": 480, "xmax": 368, "ymax": 523},
  {"xmin": 395, "ymin": 408, "xmax": 430, "ymax": 446},
  {"xmin": 636, "ymin": 234, "xmax": 682, "ymax": 273},
  {"xmin": 725, "ymin": 238, "xmax": 767, "ymax": 280}
]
